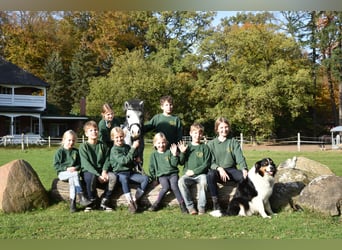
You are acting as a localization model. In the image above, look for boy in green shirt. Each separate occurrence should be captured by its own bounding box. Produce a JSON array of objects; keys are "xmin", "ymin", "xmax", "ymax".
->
[
  {"xmin": 178, "ymin": 123, "xmax": 211, "ymax": 215},
  {"xmin": 144, "ymin": 95, "xmax": 183, "ymax": 146},
  {"xmin": 79, "ymin": 120, "xmax": 117, "ymax": 212}
]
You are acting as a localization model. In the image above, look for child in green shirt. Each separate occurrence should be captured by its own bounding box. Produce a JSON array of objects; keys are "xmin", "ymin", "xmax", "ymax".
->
[
  {"xmin": 79, "ymin": 120, "xmax": 117, "ymax": 212},
  {"xmin": 110, "ymin": 127, "xmax": 149, "ymax": 214},
  {"xmin": 98, "ymin": 103, "xmax": 119, "ymax": 149},
  {"xmin": 178, "ymin": 123, "xmax": 211, "ymax": 215},
  {"xmin": 206, "ymin": 117, "xmax": 248, "ymax": 213},
  {"xmin": 148, "ymin": 132, "xmax": 187, "ymax": 213},
  {"xmin": 144, "ymin": 95, "xmax": 183, "ymax": 146},
  {"xmin": 53, "ymin": 130, "xmax": 91, "ymax": 212}
]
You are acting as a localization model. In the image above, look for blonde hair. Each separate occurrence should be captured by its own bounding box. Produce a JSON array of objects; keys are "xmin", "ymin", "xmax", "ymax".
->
[
  {"xmin": 190, "ymin": 122, "xmax": 204, "ymax": 133},
  {"xmin": 61, "ymin": 129, "xmax": 77, "ymax": 145},
  {"xmin": 110, "ymin": 126, "xmax": 125, "ymax": 140},
  {"xmin": 153, "ymin": 132, "xmax": 168, "ymax": 146},
  {"xmin": 83, "ymin": 120, "xmax": 98, "ymax": 132}
]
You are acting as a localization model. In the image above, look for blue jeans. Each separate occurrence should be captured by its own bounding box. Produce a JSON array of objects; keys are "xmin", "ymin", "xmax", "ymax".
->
[
  {"xmin": 155, "ymin": 173, "xmax": 184, "ymax": 205},
  {"xmin": 178, "ymin": 174, "xmax": 207, "ymax": 211},
  {"xmin": 116, "ymin": 171, "xmax": 149, "ymax": 194},
  {"xmin": 58, "ymin": 171, "xmax": 83, "ymax": 199}
]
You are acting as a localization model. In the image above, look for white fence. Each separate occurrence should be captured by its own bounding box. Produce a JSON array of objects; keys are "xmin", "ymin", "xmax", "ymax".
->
[{"xmin": 0, "ymin": 132, "xmax": 336, "ymax": 152}]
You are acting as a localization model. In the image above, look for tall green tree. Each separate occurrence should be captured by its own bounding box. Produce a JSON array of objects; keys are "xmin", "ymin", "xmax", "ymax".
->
[
  {"xmin": 69, "ymin": 43, "xmax": 98, "ymax": 115},
  {"xmin": 199, "ymin": 18, "xmax": 313, "ymax": 140},
  {"xmin": 44, "ymin": 51, "xmax": 71, "ymax": 115}
]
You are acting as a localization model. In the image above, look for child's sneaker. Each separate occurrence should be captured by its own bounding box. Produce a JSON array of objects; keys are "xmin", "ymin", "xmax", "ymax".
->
[
  {"xmin": 148, "ymin": 203, "xmax": 159, "ymax": 212},
  {"xmin": 179, "ymin": 202, "xmax": 188, "ymax": 214},
  {"xmin": 188, "ymin": 207, "xmax": 198, "ymax": 215},
  {"xmin": 198, "ymin": 208, "xmax": 205, "ymax": 215},
  {"xmin": 128, "ymin": 200, "xmax": 137, "ymax": 214},
  {"xmin": 84, "ymin": 207, "xmax": 92, "ymax": 212},
  {"xmin": 100, "ymin": 198, "xmax": 113, "ymax": 212}
]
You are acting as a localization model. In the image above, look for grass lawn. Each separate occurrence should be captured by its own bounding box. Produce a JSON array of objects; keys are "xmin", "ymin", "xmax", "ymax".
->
[{"xmin": 0, "ymin": 144, "xmax": 341, "ymax": 239}]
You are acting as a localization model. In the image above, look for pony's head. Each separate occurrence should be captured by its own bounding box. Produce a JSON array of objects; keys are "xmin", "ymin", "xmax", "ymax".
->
[{"xmin": 124, "ymin": 99, "xmax": 144, "ymax": 140}]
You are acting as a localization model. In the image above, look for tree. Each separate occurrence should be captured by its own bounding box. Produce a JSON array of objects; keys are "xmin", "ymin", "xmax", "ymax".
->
[
  {"xmin": 69, "ymin": 42, "xmax": 98, "ymax": 115},
  {"xmin": 199, "ymin": 18, "xmax": 313, "ymax": 140},
  {"xmin": 44, "ymin": 51, "xmax": 71, "ymax": 115}
]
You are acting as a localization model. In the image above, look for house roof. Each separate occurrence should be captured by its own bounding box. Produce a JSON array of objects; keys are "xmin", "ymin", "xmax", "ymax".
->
[
  {"xmin": 0, "ymin": 56, "xmax": 49, "ymax": 87},
  {"xmin": 330, "ymin": 126, "xmax": 342, "ymax": 132}
]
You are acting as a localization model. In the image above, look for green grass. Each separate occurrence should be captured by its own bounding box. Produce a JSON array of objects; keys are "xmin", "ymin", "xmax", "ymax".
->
[{"xmin": 0, "ymin": 144, "xmax": 341, "ymax": 239}]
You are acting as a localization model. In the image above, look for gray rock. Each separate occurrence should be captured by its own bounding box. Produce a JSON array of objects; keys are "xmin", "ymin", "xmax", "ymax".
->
[
  {"xmin": 296, "ymin": 175, "xmax": 342, "ymax": 216},
  {"xmin": 0, "ymin": 159, "xmax": 49, "ymax": 213}
]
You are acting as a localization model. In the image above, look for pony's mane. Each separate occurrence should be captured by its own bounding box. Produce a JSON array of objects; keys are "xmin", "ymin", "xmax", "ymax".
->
[{"xmin": 124, "ymin": 99, "xmax": 144, "ymax": 111}]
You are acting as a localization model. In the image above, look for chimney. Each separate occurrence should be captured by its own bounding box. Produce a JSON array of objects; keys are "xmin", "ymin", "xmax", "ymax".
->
[{"xmin": 80, "ymin": 97, "xmax": 86, "ymax": 116}]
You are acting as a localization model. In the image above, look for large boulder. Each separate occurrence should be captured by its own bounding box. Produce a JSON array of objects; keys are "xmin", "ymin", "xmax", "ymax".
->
[
  {"xmin": 270, "ymin": 156, "xmax": 335, "ymax": 212},
  {"xmin": 0, "ymin": 159, "xmax": 49, "ymax": 213},
  {"xmin": 296, "ymin": 175, "xmax": 342, "ymax": 216}
]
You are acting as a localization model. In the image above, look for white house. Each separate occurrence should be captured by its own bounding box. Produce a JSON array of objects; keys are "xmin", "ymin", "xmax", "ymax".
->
[{"xmin": 0, "ymin": 57, "xmax": 87, "ymax": 144}]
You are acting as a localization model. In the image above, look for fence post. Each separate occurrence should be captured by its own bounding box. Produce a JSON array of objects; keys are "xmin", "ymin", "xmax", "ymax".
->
[
  {"xmin": 240, "ymin": 133, "xmax": 243, "ymax": 150},
  {"xmin": 48, "ymin": 136, "xmax": 51, "ymax": 148},
  {"xmin": 21, "ymin": 133, "xmax": 24, "ymax": 151},
  {"xmin": 297, "ymin": 132, "xmax": 301, "ymax": 152}
]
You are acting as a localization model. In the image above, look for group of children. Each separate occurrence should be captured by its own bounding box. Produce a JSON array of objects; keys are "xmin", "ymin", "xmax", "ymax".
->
[{"xmin": 53, "ymin": 95, "xmax": 249, "ymax": 215}]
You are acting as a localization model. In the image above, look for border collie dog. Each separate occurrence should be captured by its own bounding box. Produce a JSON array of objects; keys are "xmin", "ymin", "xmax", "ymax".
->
[{"xmin": 226, "ymin": 158, "xmax": 277, "ymax": 219}]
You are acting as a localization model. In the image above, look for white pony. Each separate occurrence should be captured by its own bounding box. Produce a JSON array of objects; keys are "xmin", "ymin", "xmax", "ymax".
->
[{"xmin": 122, "ymin": 99, "xmax": 145, "ymax": 174}]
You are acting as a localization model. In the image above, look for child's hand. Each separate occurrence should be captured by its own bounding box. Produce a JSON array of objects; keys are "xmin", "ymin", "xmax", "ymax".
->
[
  {"xmin": 185, "ymin": 170, "xmax": 194, "ymax": 177},
  {"xmin": 67, "ymin": 167, "xmax": 77, "ymax": 172},
  {"xmin": 170, "ymin": 143, "xmax": 178, "ymax": 156},
  {"xmin": 177, "ymin": 141, "xmax": 188, "ymax": 153},
  {"xmin": 98, "ymin": 175, "xmax": 106, "ymax": 183},
  {"xmin": 101, "ymin": 171, "xmax": 109, "ymax": 182},
  {"xmin": 132, "ymin": 140, "xmax": 139, "ymax": 148}
]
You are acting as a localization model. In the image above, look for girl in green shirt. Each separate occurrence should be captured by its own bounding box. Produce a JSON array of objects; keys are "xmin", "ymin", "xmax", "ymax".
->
[
  {"xmin": 207, "ymin": 117, "xmax": 248, "ymax": 213},
  {"xmin": 148, "ymin": 132, "xmax": 187, "ymax": 213},
  {"xmin": 53, "ymin": 130, "xmax": 91, "ymax": 212}
]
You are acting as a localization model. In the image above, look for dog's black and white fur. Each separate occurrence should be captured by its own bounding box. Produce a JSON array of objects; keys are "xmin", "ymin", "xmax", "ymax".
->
[{"xmin": 227, "ymin": 158, "xmax": 277, "ymax": 218}]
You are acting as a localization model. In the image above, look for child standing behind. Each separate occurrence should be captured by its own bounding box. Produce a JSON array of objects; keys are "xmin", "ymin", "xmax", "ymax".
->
[
  {"xmin": 98, "ymin": 103, "xmax": 119, "ymax": 149},
  {"xmin": 148, "ymin": 132, "xmax": 187, "ymax": 213},
  {"xmin": 110, "ymin": 127, "xmax": 149, "ymax": 214},
  {"xmin": 53, "ymin": 130, "xmax": 92, "ymax": 212},
  {"xmin": 144, "ymin": 95, "xmax": 183, "ymax": 146},
  {"xmin": 178, "ymin": 123, "xmax": 211, "ymax": 215},
  {"xmin": 79, "ymin": 120, "xmax": 117, "ymax": 212}
]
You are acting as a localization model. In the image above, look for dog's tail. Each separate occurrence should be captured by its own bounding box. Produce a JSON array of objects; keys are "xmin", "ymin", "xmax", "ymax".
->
[{"xmin": 226, "ymin": 197, "xmax": 250, "ymax": 216}]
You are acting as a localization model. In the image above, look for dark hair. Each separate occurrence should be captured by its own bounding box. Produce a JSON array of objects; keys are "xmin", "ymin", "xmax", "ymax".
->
[{"xmin": 160, "ymin": 95, "xmax": 173, "ymax": 105}]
